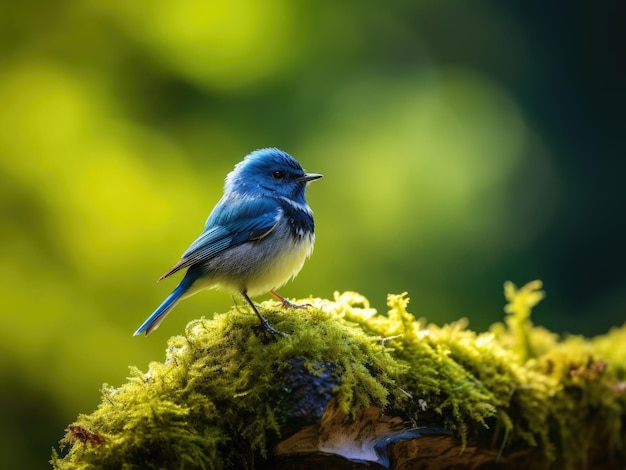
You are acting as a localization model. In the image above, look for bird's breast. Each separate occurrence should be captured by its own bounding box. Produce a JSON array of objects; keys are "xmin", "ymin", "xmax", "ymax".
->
[{"xmin": 245, "ymin": 219, "xmax": 315, "ymax": 297}]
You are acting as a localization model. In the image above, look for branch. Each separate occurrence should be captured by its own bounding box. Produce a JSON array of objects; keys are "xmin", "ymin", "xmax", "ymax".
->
[{"xmin": 51, "ymin": 285, "xmax": 626, "ymax": 469}]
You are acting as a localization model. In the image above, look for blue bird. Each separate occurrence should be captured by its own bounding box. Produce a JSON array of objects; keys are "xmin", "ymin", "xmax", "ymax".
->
[{"xmin": 134, "ymin": 148, "xmax": 322, "ymax": 336}]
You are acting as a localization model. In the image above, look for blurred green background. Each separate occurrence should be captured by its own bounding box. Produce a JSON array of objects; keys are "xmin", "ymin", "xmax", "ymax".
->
[{"xmin": 1, "ymin": 1, "xmax": 624, "ymax": 467}]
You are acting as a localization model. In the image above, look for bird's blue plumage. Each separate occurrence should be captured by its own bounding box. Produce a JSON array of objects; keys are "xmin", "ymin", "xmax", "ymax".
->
[
  {"xmin": 133, "ymin": 271, "xmax": 201, "ymax": 336},
  {"xmin": 134, "ymin": 148, "xmax": 322, "ymax": 336}
]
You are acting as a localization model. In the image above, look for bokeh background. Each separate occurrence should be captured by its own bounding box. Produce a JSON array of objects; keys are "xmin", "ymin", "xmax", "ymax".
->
[{"xmin": 1, "ymin": 1, "xmax": 624, "ymax": 467}]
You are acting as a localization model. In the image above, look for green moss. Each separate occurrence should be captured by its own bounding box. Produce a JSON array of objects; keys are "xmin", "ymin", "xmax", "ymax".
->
[
  {"xmin": 52, "ymin": 284, "xmax": 626, "ymax": 469},
  {"xmin": 492, "ymin": 281, "xmax": 626, "ymax": 467}
]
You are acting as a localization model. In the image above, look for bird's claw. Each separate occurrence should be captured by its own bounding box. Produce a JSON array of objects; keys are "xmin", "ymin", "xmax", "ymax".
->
[
  {"xmin": 269, "ymin": 290, "xmax": 311, "ymax": 310},
  {"xmin": 262, "ymin": 321, "xmax": 288, "ymax": 337},
  {"xmin": 279, "ymin": 298, "xmax": 311, "ymax": 309}
]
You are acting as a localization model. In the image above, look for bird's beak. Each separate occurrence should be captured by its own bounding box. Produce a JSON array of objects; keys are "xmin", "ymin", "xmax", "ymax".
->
[{"xmin": 297, "ymin": 173, "xmax": 323, "ymax": 183}]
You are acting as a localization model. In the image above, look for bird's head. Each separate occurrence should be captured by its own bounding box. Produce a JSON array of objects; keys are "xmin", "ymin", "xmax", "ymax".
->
[{"xmin": 225, "ymin": 148, "xmax": 322, "ymax": 202}]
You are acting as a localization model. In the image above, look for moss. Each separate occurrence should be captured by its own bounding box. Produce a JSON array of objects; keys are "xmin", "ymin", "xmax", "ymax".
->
[
  {"xmin": 491, "ymin": 281, "xmax": 626, "ymax": 467},
  {"xmin": 52, "ymin": 283, "xmax": 626, "ymax": 469}
]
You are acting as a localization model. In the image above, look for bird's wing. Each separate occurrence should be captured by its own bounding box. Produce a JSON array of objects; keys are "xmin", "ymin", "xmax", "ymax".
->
[{"xmin": 159, "ymin": 196, "xmax": 280, "ymax": 280}]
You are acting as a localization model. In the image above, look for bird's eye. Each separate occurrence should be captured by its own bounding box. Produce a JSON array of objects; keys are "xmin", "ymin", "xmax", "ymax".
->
[{"xmin": 272, "ymin": 170, "xmax": 284, "ymax": 179}]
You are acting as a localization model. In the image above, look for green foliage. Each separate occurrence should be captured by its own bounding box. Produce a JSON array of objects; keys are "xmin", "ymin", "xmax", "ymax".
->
[
  {"xmin": 493, "ymin": 281, "xmax": 626, "ymax": 467},
  {"xmin": 338, "ymin": 291, "xmax": 555, "ymax": 456},
  {"xmin": 52, "ymin": 285, "xmax": 626, "ymax": 469},
  {"xmin": 52, "ymin": 298, "xmax": 403, "ymax": 469}
]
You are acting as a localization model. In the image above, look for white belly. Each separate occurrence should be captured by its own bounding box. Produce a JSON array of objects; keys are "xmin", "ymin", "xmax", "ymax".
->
[
  {"xmin": 184, "ymin": 217, "xmax": 315, "ymax": 299},
  {"xmin": 245, "ymin": 233, "xmax": 314, "ymax": 296}
]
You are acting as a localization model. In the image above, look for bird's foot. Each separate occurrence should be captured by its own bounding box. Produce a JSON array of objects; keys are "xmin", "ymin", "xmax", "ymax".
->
[
  {"xmin": 269, "ymin": 290, "xmax": 311, "ymax": 309},
  {"xmin": 241, "ymin": 290, "xmax": 288, "ymax": 337},
  {"xmin": 258, "ymin": 317, "xmax": 287, "ymax": 337}
]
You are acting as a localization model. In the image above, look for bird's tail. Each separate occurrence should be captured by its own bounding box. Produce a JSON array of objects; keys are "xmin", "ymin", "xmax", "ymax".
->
[{"xmin": 134, "ymin": 275, "xmax": 196, "ymax": 336}]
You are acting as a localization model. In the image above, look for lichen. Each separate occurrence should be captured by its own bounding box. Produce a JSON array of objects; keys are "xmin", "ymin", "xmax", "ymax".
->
[{"xmin": 52, "ymin": 283, "xmax": 626, "ymax": 469}]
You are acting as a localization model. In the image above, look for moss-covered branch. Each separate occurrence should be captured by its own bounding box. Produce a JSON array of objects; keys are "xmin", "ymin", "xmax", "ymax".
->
[{"xmin": 52, "ymin": 282, "xmax": 626, "ymax": 469}]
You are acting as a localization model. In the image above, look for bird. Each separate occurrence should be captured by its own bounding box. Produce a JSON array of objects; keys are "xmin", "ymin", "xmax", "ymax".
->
[{"xmin": 134, "ymin": 148, "xmax": 322, "ymax": 337}]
